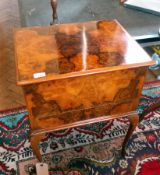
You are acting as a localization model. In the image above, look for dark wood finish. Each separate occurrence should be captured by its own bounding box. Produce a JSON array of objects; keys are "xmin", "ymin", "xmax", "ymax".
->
[
  {"xmin": 50, "ymin": 0, "xmax": 57, "ymax": 23},
  {"xmin": 14, "ymin": 20, "xmax": 155, "ymax": 161}
]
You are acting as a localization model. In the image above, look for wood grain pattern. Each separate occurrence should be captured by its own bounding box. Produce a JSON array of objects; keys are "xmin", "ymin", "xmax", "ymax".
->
[
  {"xmin": 31, "ymin": 111, "xmax": 138, "ymax": 161},
  {"xmin": 0, "ymin": 0, "xmax": 156, "ymax": 111},
  {"xmin": 14, "ymin": 20, "xmax": 154, "ymax": 86},
  {"xmin": 24, "ymin": 67, "xmax": 147, "ymax": 130},
  {"xmin": 14, "ymin": 19, "xmax": 155, "ymax": 161}
]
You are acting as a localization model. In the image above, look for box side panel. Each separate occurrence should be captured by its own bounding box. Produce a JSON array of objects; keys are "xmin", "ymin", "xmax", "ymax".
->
[{"xmin": 23, "ymin": 67, "xmax": 147, "ymax": 130}]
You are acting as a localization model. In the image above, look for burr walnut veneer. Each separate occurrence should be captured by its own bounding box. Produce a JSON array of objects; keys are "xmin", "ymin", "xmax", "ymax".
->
[{"xmin": 14, "ymin": 20, "xmax": 154, "ymax": 161}]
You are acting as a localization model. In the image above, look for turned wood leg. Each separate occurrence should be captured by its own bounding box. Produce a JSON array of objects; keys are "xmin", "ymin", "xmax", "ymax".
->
[
  {"xmin": 50, "ymin": 0, "xmax": 57, "ymax": 24},
  {"xmin": 121, "ymin": 113, "xmax": 139, "ymax": 156},
  {"xmin": 30, "ymin": 133, "xmax": 45, "ymax": 162}
]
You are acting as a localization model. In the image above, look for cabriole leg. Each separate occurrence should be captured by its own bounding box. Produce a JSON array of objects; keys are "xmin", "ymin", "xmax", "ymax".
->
[
  {"xmin": 30, "ymin": 133, "xmax": 45, "ymax": 161},
  {"xmin": 121, "ymin": 113, "xmax": 139, "ymax": 156}
]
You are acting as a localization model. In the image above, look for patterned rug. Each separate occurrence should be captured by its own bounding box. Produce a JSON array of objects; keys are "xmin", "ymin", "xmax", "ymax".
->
[{"xmin": 0, "ymin": 81, "xmax": 160, "ymax": 175}]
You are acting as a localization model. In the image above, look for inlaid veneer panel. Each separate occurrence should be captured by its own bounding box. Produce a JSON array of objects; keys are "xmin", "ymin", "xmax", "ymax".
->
[
  {"xmin": 24, "ymin": 67, "xmax": 146, "ymax": 130},
  {"xmin": 14, "ymin": 19, "xmax": 155, "ymax": 161},
  {"xmin": 15, "ymin": 20, "xmax": 153, "ymax": 86}
]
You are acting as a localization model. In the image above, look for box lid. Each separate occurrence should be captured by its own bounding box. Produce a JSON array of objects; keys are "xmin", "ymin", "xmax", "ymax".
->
[{"xmin": 14, "ymin": 20, "xmax": 154, "ymax": 85}]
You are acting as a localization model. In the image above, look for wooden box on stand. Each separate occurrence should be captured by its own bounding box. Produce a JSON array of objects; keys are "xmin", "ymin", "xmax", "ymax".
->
[{"xmin": 14, "ymin": 20, "xmax": 154, "ymax": 161}]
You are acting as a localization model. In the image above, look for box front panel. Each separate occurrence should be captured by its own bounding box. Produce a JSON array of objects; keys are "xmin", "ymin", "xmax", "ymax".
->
[{"xmin": 24, "ymin": 67, "xmax": 147, "ymax": 130}]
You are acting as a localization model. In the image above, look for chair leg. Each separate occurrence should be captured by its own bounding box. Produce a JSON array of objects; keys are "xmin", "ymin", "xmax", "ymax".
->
[
  {"xmin": 30, "ymin": 133, "xmax": 45, "ymax": 162},
  {"xmin": 50, "ymin": 0, "xmax": 57, "ymax": 24},
  {"xmin": 121, "ymin": 113, "xmax": 139, "ymax": 156}
]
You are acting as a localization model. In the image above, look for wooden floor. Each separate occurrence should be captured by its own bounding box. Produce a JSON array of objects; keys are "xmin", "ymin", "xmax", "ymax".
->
[
  {"xmin": 0, "ymin": 0, "xmax": 25, "ymax": 110},
  {"xmin": 0, "ymin": 0, "xmax": 158, "ymax": 111}
]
